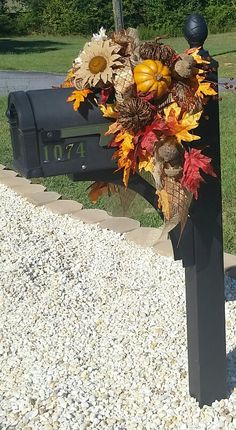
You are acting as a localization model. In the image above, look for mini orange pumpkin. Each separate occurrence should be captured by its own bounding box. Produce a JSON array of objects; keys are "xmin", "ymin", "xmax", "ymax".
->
[{"xmin": 134, "ymin": 59, "xmax": 171, "ymax": 98}]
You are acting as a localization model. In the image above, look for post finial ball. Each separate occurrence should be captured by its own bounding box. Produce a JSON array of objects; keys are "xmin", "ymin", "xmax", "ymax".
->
[{"xmin": 183, "ymin": 13, "xmax": 208, "ymax": 48}]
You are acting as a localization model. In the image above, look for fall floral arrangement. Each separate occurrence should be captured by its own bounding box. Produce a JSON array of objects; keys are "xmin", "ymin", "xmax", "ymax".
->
[{"xmin": 62, "ymin": 27, "xmax": 218, "ymax": 231}]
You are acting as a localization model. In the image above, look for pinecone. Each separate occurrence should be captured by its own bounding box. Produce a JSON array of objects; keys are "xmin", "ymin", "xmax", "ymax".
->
[
  {"xmin": 117, "ymin": 97, "xmax": 154, "ymax": 133},
  {"xmin": 170, "ymin": 81, "xmax": 203, "ymax": 114},
  {"xmin": 139, "ymin": 41, "xmax": 176, "ymax": 68},
  {"xmin": 159, "ymin": 44, "xmax": 177, "ymax": 68}
]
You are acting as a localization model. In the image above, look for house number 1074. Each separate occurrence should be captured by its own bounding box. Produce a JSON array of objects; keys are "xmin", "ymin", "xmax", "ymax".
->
[{"xmin": 43, "ymin": 142, "xmax": 86, "ymax": 162}]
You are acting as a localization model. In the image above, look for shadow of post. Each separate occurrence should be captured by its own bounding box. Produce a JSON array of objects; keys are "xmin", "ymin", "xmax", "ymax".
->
[
  {"xmin": 225, "ymin": 275, "xmax": 236, "ymax": 396},
  {"xmin": 225, "ymin": 274, "xmax": 236, "ymax": 302},
  {"xmin": 227, "ymin": 348, "xmax": 236, "ymax": 396}
]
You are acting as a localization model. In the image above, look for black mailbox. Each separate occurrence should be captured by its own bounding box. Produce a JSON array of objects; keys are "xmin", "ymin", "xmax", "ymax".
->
[
  {"xmin": 6, "ymin": 88, "xmax": 117, "ymax": 179},
  {"xmin": 4, "ymin": 13, "xmax": 228, "ymax": 409}
]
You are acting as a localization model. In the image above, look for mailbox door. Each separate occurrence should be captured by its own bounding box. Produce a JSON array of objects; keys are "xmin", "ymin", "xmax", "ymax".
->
[
  {"xmin": 7, "ymin": 88, "xmax": 117, "ymax": 178},
  {"xmin": 27, "ymin": 88, "xmax": 117, "ymax": 177}
]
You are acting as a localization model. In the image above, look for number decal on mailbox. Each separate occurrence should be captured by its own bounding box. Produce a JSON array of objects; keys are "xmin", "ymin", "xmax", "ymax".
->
[
  {"xmin": 54, "ymin": 144, "xmax": 63, "ymax": 160},
  {"xmin": 43, "ymin": 142, "xmax": 86, "ymax": 163},
  {"xmin": 43, "ymin": 145, "xmax": 49, "ymax": 162},
  {"xmin": 76, "ymin": 142, "xmax": 86, "ymax": 158}
]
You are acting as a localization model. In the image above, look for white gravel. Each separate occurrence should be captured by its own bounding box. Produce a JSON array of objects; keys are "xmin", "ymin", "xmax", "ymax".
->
[{"xmin": 1, "ymin": 184, "xmax": 236, "ymax": 430}]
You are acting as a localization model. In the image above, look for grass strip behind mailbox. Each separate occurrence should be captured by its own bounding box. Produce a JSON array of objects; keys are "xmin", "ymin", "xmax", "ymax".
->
[{"xmin": 6, "ymin": 13, "xmax": 227, "ymax": 407}]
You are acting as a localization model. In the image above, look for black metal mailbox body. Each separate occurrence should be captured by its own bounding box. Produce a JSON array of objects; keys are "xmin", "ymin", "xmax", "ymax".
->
[{"xmin": 6, "ymin": 88, "xmax": 117, "ymax": 179}]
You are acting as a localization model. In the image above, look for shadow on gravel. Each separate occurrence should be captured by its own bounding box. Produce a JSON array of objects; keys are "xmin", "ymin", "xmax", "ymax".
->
[
  {"xmin": 227, "ymin": 348, "xmax": 236, "ymax": 396},
  {"xmin": 225, "ymin": 274, "xmax": 236, "ymax": 302},
  {"xmin": 0, "ymin": 39, "xmax": 67, "ymax": 55},
  {"xmin": 224, "ymin": 275, "xmax": 236, "ymax": 396}
]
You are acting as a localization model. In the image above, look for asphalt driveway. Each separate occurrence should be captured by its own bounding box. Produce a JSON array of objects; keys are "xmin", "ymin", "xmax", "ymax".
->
[
  {"xmin": 0, "ymin": 70, "xmax": 65, "ymax": 96},
  {"xmin": 0, "ymin": 70, "xmax": 235, "ymax": 97}
]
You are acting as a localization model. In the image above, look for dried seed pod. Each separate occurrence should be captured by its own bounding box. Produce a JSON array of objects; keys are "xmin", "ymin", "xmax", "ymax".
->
[
  {"xmin": 114, "ymin": 62, "xmax": 134, "ymax": 103},
  {"xmin": 139, "ymin": 42, "xmax": 176, "ymax": 68},
  {"xmin": 117, "ymin": 97, "xmax": 155, "ymax": 133}
]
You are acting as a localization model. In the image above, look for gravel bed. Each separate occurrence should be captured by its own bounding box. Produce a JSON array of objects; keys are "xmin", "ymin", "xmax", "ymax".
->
[{"xmin": 0, "ymin": 184, "xmax": 236, "ymax": 430}]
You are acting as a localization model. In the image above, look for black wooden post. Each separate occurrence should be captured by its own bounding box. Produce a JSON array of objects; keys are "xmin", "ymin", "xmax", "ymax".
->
[{"xmin": 183, "ymin": 13, "xmax": 227, "ymax": 407}]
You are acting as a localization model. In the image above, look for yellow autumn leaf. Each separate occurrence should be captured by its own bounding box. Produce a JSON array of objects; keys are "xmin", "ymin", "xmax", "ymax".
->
[
  {"xmin": 139, "ymin": 157, "xmax": 154, "ymax": 173},
  {"xmin": 157, "ymin": 189, "xmax": 170, "ymax": 220},
  {"xmin": 123, "ymin": 166, "xmax": 131, "ymax": 188},
  {"xmin": 115, "ymin": 131, "xmax": 134, "ymax": 155},
  {"xmin": 100, "ymin": 104, "xmax": 118, "ymax": 118},
  {"xmin": 105, "ymin": 121, "xmax": 122, "ymax": 135},
  {"xmin": 164, "ymin": 102, "xmax": 181, "ymax": 121},
  {"xmin": 164, "ymin": 102, "xmax": 202, "ymax": 144},
  {"xmin": 186, "ymin": 48, "xmax": 210, "ymax": 65},
  {"xmin": 88, "ymin": 182, "xmax": 117, "ymax": 204},
  {"xmin": 175, "ymin": 111, "xmax": 202, "ymax": 142},
  {"xmin": 195, "ymin": 75, "xmax": 217, "ymax": 98},
  {"xmin": 67, "ymin": 89, "xmax": 92, "ymax": 111},
  {"xmin": 61, "ymin": 68, "xmax": 75, "ymax": 88},
  {"xmin": 112, "ymin": 131, "xmax": 134, "ymax": 188}
]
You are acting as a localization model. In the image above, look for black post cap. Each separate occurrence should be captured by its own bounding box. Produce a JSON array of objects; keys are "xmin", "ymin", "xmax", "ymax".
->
[{"xmin": 183, "ymin": 13, "xmax": 208, "ymax": 48}]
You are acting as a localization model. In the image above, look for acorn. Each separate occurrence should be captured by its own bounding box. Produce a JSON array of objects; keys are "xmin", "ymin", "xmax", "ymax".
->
[
  {"xmin": 158, "ymin": 140, "xmax": 179, "ymax": 162},
  {"xmin": 173, "ymin": 54, "xmax": 197, "ymax": 79},
  {"xmin": 180, "ymin": 54, "xmax": 195, "ymax": 66}
]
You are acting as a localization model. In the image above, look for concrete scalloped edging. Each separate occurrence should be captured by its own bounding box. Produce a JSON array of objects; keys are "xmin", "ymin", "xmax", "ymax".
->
[{"xmin": 0, "ymin": 164, "xmax": 236, "ymax": 278}]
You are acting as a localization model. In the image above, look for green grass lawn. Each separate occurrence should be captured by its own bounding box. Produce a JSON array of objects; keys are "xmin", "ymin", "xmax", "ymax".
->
[
  {"xmin": 0, "ymin": 94, "xmax": 235, "ymax": 253},
  {"xmin": 220, "ymin": 93, "xmax": 236, "ymax": 254},
  {"xmin": 0, "ymin": 32, "xmax": 236, "ymax": 77}
]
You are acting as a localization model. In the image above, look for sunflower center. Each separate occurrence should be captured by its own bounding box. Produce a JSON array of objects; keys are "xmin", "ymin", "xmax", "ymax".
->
[{"xmin": 89, "ymin": 56, "xmax": 107, "ymax": 74}]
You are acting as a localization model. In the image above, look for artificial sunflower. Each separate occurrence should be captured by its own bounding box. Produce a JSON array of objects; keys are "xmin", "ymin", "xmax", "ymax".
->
[{"xmin": 76, "ymin": 39, "xmax": 123, "ymax": 87}]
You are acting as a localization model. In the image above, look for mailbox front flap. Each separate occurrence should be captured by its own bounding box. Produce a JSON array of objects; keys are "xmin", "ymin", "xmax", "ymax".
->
[
  {"xmin": 7, "ymin": 91, "xmax": 36, "ymax": 131},
  {"xmin": 26, "ymin": 88, "xmax": 113, "ymax": 146}
]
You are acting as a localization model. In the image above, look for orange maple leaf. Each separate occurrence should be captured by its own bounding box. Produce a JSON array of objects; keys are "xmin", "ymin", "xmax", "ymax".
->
[
  {"xmin": 100, "ymin": 104, "xmax": 118, "ymax": 118},
  {"xmin": 88, "ymin": 182, "xmax": 117, "ymax": 203},
  {"xmin": 112, "ymin": 131, "xmax": 135, "ymax": 187},
  {"xmin": 157, "ymin": 189, "xmax": 170, "ymax": 220},
  {"xmin": 61, "ymin": 69, "xmax": 76, "ymax": 88},
  {"xmin": 185, "ymin": 48, "xmax": 210, "ymax": 65},
  {"xmin": 164, "ymin": 102, "xmax": 202, "ymax": 144},
  {"xmin": 193, "ymin": 75, "xmax": 217, "ymax": 99},
  {"xmin": 67, "ymin": 89, "xmax": 92, "ymax": 111},
  {"xmin": 105, "ymin": 121, "xmax": 123, "ymax": 136},
  {"xmin": 138, "ymin": 151, "xmax": 154, "ymax": 173}
]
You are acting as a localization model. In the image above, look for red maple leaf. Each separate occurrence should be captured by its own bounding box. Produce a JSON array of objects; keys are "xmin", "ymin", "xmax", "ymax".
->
[
  {"xmin": 181, "ymin": 148, "xmax": 216, "ymax": 199},
  {"xmin": 137, "ymin": 91, "xmax": 157, "ymax": 103},
  {"xmin": 101, "ymin": 87, "xmax": 113, "ymax": 104},
  {"xmin": 138, "ymin": 116, "xmax": 169, "ymax": 154}
]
